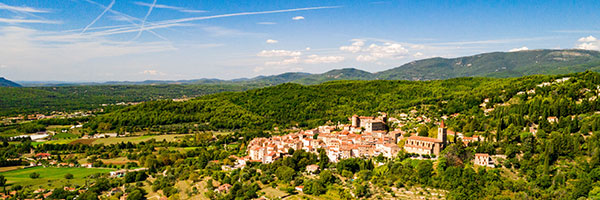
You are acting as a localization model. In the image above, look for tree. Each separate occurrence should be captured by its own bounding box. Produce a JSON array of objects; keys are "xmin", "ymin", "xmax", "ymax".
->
[
  {"xmin": 29, "ymin": 172, "xmax": 40, "ymax": 179},
  {"xmin": 417, "ymin": 125, "xmax": 429, "ymax": 137},
  {"xmin": 65, "ymin": 173, "xmax": 74, "ymax": 179},
  {"xmin": 275, "ymin": 166, "xmax": 295, "ymax": 182},
  {"xmin": 318, "ymin": 148, "xmax": 329, "ymax": 170},
  {"xmin": 416, "ymin": 161, "xmax": 433, "ymax": 185},
  {"xmin": 0, "ymin": 175, "xmax": 5, "ymax": 195},
  {"xmin": 79, "ymin": 191, "xmax": 99, "ymax": 200},
  {"xmin": 127, "ymin": 188, "xmax": 147, "ymax": 200}
]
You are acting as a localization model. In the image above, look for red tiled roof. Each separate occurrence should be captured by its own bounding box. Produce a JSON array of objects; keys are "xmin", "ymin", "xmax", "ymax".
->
[
  {"xmin": 404, "ymin": 144, "xmax": 434, "ymax": 150},
  {"xmin": 407, "ymin": 136, "xmax": 442, "ymax": 143}
]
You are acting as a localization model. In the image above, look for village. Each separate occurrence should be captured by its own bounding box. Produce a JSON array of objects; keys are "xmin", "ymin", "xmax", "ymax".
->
[{"xmin": 245, "ymin": 113, "xmax": 500, "ymax": 168}]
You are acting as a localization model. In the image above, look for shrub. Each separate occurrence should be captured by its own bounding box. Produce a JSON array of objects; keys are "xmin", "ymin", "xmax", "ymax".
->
[{"xmin": 30, "ymin": 172, "xmax": 40, "ymax": 179}]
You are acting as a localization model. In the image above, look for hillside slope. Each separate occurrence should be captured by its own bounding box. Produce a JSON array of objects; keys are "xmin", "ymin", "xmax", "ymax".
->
[
  {"xmin": 94, "ymin": 71, "xmax": 596, "ymax": 130},
  {"xmin": 376, "ymin": 49, "xmax": 600, "ymax": 80},
  {"xmin": 0, "ymin": 77, "xmax": 21, "ymax": 87}
]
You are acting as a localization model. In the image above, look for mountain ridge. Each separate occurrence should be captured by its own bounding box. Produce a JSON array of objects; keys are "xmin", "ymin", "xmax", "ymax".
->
[
  {"xmin": 18, "ymin": 49, "xmax": 600, "ymax": 87},
  {"xmin": 0, "ymin": 77, "xmax": 21, "ymax": 87}
]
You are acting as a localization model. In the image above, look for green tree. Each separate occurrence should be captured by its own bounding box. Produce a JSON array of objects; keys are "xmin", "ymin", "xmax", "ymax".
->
[
  {"xmin": 0, "ymin": 175, "xmax": 5, "ymax": 195},
  {"xmin": 275, "ymin": 166, "xmax": 295, "ymax": 182},
  {"xmin": 29, "ymin": 172, "xmax": 40, "ymax": 179}
]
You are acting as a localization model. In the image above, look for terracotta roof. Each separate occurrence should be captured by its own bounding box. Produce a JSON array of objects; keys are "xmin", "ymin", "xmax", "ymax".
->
[
  {"xmin": 407, "ymin": 136, "xmax": 442, "ymax": 143},
  {"xmin": 35, "ymin": 153, "xmax": 51, "ymax": 157},
  {"xmin": 475, "ymin": 153, "xmax": 490, "ymax": 157},
  {"xmin": 404, "ymin": 144, "xmax": 434, "ymax": 150}
]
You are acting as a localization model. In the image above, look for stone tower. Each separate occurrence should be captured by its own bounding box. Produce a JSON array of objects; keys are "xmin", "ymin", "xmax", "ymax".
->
[
  {"xmin": 351, "ymin": 115, "xmax": 359, "ymax": 127},
  {"xmin": 438, "ymin": 120, "xmax": 447, "ymax": 146}
]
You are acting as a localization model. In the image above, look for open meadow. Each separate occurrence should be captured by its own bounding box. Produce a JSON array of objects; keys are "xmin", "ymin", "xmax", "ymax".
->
[{"xmin": 0, "ymin": 166, "xmax": 112, "ymax": 188}]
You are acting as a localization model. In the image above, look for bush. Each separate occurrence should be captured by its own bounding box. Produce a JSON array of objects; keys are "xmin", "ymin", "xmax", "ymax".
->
[
  {"xmin": 65, "ymin": 173, "xmax": 74, "ymax": 179},
  {"xmin": 30, "ymin": 172, "xmax": 40, "ymax": 179}
]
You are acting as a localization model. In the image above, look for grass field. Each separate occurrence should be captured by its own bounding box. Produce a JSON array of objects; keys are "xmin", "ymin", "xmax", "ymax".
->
[
  {"xmin": 52, "ymin": 132, "xmax": 79, "ymax": 139},
  {"xmin": 0, "ymin": 166, "xmax": 112, "ymax": 188},
  {"xmin": 0, "ymin": 166, "xmax": 22, "ymax": 173},
  {"xmin": 81, "ymin": 134, "xmax": 191, "ymax": 145}
]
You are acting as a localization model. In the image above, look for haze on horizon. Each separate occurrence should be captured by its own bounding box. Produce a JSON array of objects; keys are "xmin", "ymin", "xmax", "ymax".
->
[{"xmin": 1, "ymin": 0, "xmax": 600, "ymax": 82}]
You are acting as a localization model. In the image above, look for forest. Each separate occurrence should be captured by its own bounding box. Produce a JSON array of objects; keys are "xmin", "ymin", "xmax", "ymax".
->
[{"xmin": 0, "ymin": 84, "xmax": 252, "ymax": 116}]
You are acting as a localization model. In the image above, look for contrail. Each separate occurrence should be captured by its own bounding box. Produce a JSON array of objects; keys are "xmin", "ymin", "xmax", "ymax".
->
[
  {"xmin": 82, "ymin": 0, "xmax": 170, "ymax": 41},
  {"xmin": 154, "ymin": 6, "xmax": 341, "ymax": 25},
  {"xmin": 133, "ymin": 0, "xmax": 157, "ymax": 40},
  {"xmin": 81, "ymin": 0, "xmax": 115, "ymax": 33},
  {"xmin": 88, "ymin": 5, "xmax": 341, "ymax": 37}
]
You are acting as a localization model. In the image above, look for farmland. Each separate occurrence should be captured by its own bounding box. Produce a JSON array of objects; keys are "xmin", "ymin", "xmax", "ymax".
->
[{"xmin": 0, "ymin": 166, "xmax": 112, "ymax": 188}]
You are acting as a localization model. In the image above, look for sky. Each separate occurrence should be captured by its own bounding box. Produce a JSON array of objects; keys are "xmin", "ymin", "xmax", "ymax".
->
[{"xmin": 1, "ymin": 0, "xmax": 600, "ymax": 82}]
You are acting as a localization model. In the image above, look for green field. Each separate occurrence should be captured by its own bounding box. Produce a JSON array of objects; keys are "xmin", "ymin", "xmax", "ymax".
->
[
  {"xmin": 89, "ymin": 134, "xmax": 191, "ymax": 145},
  {"xmin": 52, "ymin": 132, "xmax": 79, "ymax": 139},
  {"xmin": 0, "ymin": 166, "xmax": 112, "ymax": 188}
]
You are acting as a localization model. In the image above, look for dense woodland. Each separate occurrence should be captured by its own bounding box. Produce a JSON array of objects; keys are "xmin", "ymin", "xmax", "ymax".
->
[{"xmin": 0, "ymin": 84, "xmax": 252, "ymax": 116}]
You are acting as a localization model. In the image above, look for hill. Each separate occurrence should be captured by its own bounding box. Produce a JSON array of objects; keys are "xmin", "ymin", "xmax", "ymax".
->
[
  {"xmin": 376, "ymin": 49, "xmax": 600, "ymax": 80},
  {"xmin": 23, "ymin": 49, "xmax": 600, "ymax": 87},
  {"xmin": 0, "ymin": 77, "xmax": 21, "ymax": 87},
  {"xmin": 93, "ymin": 71, "xmax": 590, "ymax": 131},
  {"xmin": 0, "ymin": 84, "xmax": 252, "ymax": 116}
]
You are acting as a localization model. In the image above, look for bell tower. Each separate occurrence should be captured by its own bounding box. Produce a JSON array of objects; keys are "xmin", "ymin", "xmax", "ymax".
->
[{"xmin": 438, "ymin": 120, "xmax": 447, "ymax": 146}]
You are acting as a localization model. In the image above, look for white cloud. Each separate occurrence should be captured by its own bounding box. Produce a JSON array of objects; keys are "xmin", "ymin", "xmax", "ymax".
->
[
  {"xmin": 266, "ymin": 39, "xmax": 278, "ymax": 44},
  {"xmin": 304, "ymin": 55, "xmax": 345, "ymax": 64},
  {"xmin": 292, "ymin": 16, "xmax": 305, "ymax": 20},
  {"xmin": 0, "ymin": 18, "xmax": 60, "ymax": 24},
  {"xmin": 508, "ymin": 46, "xmax": 529, "ymax": 52},
  {"xmin": 257, "ymin": 22, "xmax": 276, "ymax": 25},
  {"xmin": 340, "ymin": 39, "xmax": 365, "ymax": 53},
  {"xmin": 265, "ymin": 56, "xmax": 300, "ymax": 65},
  {"xmin": 357, "ymin": 43, "xmax": 408, "ymax": 62},
  {"xmin": 413, "ymin": 52, "xmax": 424, "ymax": 57},
  {"xmin": 257, "ymin": 50, "xmax": 302, "ymax": 57},
  {"xmin": 134, "ymin": 1, "xmax": 206, "ymax": 13},
  {"xmin": 576, "ymin": 42, "xmax": 599, "ymax": 50},
  {"xmin": 0, "ymin": 3, "xmax": 50, "ymax": 13},
  {"xmin": 575, "ymin": 35, "xmax": 600, "ymax": 50},
  {"xmin": 578, "ymin": 35, "xmax": 597, "ymax": 42},
  {"xmin": 142, "ymin": 70, "xmax": 166, "ymax": 76},
  {"xmin": 341, "ymin": 39, "xmax": 410, "ymax": 62}
]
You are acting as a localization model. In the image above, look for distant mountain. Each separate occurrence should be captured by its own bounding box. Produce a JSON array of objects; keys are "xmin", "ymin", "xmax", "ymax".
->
[
  {"xmin": 0, "ymin": 77, "xmax": 21, "ymax": 87},
  {"xmin": 19, "ymin": 49, "xmax": 600, "ymax": 87},
  {"xmin": 376, "ymin": 49, "xmax": 600, "ymax": 80}
]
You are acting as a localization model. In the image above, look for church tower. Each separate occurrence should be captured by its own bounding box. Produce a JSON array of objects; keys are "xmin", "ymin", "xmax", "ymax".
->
[
  {"xmin": 351, "ymin": 115, "xmax": 359, "ymax": 127},
  {"xmin": 438, "ymin": 120, "xmax": 447, "ymax": 146}
]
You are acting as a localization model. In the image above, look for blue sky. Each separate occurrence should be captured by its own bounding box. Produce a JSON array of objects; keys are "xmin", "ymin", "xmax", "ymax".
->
[{"xmin": 1, "ymin": 0, "xmax": 600, "ymax": 81}]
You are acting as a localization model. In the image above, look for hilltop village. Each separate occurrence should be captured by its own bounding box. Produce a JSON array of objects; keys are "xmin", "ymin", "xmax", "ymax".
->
[{"xmin": 247, "ymin": 113, "xmax": 492, "ymax": 165}]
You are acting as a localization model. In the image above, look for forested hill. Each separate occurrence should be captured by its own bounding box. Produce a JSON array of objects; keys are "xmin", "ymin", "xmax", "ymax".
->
[
  {"xmin": 376, "ymin": 49, "xmax": 600, "ymax": 80},
  {"xmin": 91, "ymin": 71, "xmax": 600, "ymax": 132},
  {"xmin": 0, "ymin": 77, "xmax": 21, "ymax": 87},
  {"xmin": 0, "ymin": 84, "xmax": 252, "ymax": 116},
  {"xmin": 25, "ymin": 49, "xmax": 600, "ymax": 87}
]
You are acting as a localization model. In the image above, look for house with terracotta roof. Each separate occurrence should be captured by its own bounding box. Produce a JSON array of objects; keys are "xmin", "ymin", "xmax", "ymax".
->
[
  {"xmin": 306, "ymin": 164, "xmax": 319, "ymax": 174},
  {"xmin": 215, "ymin": 184, "xmax": 232, "ymax": 193},
  {"xmin": 34, "ymin": 153, "xmax": 51, "ymax": 160},
  {"xmin": 474, "ymin": 153, "xmax": 495, "ymax": 167}
]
